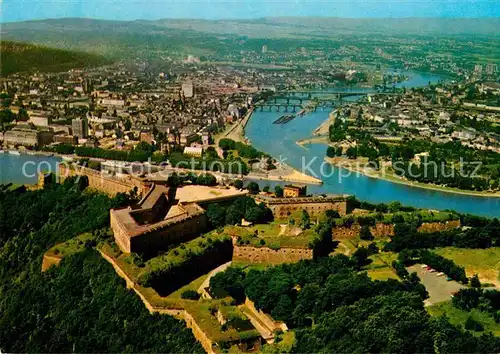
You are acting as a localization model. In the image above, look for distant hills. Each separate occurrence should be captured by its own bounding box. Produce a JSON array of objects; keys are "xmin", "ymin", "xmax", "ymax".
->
[
  {"xmin": 149, "ymin": 17, "xmax": 500, "ymax": 37},
  {"xmin": 0, "ymin": 41, "xmax": 109, "ymax": 76},
  {"xmin": 1, "ymin": 17, "xmax": 499, "ymax": 62},
  {"xmin": 3, "ymin": 17, "xmax": 500, "ymax": 40}
]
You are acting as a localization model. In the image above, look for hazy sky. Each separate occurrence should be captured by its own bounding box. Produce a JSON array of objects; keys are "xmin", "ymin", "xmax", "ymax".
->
[{"xmin": 2, "ymin": 0, "xmax": 500, "ymax": 23}]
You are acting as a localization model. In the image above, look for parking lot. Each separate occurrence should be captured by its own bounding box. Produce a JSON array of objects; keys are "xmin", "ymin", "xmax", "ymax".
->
[{"xmin": 407, "ymin": 264, "xmax": 466, "ymax": 305}]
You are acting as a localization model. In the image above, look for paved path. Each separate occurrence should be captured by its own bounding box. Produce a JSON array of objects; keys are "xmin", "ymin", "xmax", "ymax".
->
[{"xmin": 198, "ymin": 261, "xmax": 232, "ymax": 293}]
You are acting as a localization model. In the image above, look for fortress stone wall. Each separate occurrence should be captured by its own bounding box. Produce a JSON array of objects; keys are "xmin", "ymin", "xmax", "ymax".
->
[
  {"xmin": 333, "ymin": 220, "xmax": 461, "ymax": 239},
  {"xmin": 59, "ymin": 164, "xmax": 150, "ymax": 197},
  {"xmin": 111, "ymin": 207, "xmax": 208, "ymax": 254},
  {"xmin": 233, "ymin": 242, "xmax": 313, "ymax": 264},
  {"xmin": 418, "ymin": 219, "xmax": 461, "ymax": 233},
  {"xmin": 255, "ymin": 195, "xmax": 348, "ymax": 219}
]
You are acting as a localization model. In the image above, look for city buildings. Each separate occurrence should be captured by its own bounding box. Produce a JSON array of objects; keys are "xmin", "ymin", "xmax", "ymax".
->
[
  {"xmin": 72, "ymin": 117, "xmax": 89, "ymax": 139},
  {"xmin": 182, "ymin": 83, "xmax": 194, "ymax": 98},
  {"xmin": 3, "ymin": 127, "xmax": 53, "ymax": 147}
]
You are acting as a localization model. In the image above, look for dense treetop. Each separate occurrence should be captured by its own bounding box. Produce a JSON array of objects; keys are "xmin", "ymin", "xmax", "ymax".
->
[{"xmin": 0, "ymin": 180, "xmax": 202, "ymax": 353}]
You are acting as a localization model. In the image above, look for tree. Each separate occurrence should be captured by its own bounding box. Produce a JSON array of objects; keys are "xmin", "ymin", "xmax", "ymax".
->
[
  {"xmin": 219, "ymin": 138, "xmax": 236, "ymax": 150},
  {"xmin": 226, "ymin": 204, "xmax": 243, "ymax": 225},
  {"xmin": 0, "ymin": 183, "xmax": 203, "ymax": 353},
  {"xmin": 245, "ymin": 206, "xmax": 265, "ymax": 224},
  {"xmin": 263, "ymin": 185, "xmax": 270, "ymax": 193},
  {"xmin": 124, "ymin": 118, "xmax": 132, "ymax": 131},
  {"xmin": 470, "ymin": 274, "xmax": 481, "ymax": 288},
  {"xmin": 325, "ymin": 209, "xmax": 340, "ymax": 219},
  {"xmin": 181, "ymin": 290, "xmax": 200, "ymax": 300},
  {"xmin": 0, "ymin": 109, "xmax": 16, "ymax": 130},
  {"xmin": 301, "ymin": 210, "xmax": 311, "ymax": 230},
  {"xmin": 326, "ymin": 146, "xmax": 336, "ymax": 158},
  {"xmin": 234, "ymin": 179, "xmax": 243, "ymax": 189},
  {"xmin": 196, "ymin": 173, "xmax": 217, "ymax": 186},
  {"xmin": 17, "ymin": 108, "xmax": 29, "ymax": 122},
  {"xmin": 388, "ymin": 201, "xmax": 402, "ymax": 213},
  {"xmin": 346, "ymin": 146, "xmax": 358, "ymax": 159},
  {"xmin": 367, "ymin": 242, "xmax": 379, "ymax": 255},
  {"xmin": 271, "ymin": 295, "xmax": 294, "ymax": 323},
  {"xmin": 209, "ymin": 267, "xmax": 246, "ymax": 303},
  {"xmin": 352, "ymin": 247, "xmax": 370, "ymax": 269},
  {"xmin": 246, "ymin": 182, "xmax": 260, "ymax": 194},
  {"xmin": 375, "ymin": 203, "xmax": 389, "ymax": 213},
  {"xmin": 274, "ymin": 185, "xmax": 284, "ymax": 197},
  {"xmin": 359, "ymin": 225, "xmax": 374, "ymax": 240},
  {"xmin": 465, "ymin": 316, "xmax": 484, "ymax": 332},
  {"xmin": 206, "ymin": 204, "xmax": 226, "ymax": 228},
  {"xmin": 167, "ymin": 173, "xmax": 181, "ymax": 187}
]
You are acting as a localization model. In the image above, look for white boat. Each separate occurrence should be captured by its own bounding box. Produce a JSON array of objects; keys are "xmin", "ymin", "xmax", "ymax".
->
[
  {"xmin": 8, "ymin": 150, "xmax": 21, "ymax": 156},
  {"xmin": 0, "ymin": 150, "xmax": 4, "ymax": 154}
]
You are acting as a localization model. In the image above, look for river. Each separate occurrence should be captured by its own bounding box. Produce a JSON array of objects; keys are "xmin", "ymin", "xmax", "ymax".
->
[
  {"xmin": 1, "ymin": 72, "xmax": 499, "ymax": 217},
  {"xmin": 0, "ymin": 153, "xmax": 61, "ymax": 185},
  {"xmin": 245, "ymin": 71, "xmax": 500, "ymax": 217}
]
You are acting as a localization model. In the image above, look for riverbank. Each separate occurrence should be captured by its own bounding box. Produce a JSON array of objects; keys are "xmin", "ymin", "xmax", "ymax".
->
[
  {"xmin": 325, "ymin": 156, "xmax": 500, "ymax": 199},
  {"xmin": 215, "ymin": 107, "xmax": 253, "ymax": 145},
  {"xmin": 0, "ymin": 145, "xmax": 323, "ymax": 187},
  {"xmin": 312, "ymin": 109, "xmax": 337, "ymax": 136}
]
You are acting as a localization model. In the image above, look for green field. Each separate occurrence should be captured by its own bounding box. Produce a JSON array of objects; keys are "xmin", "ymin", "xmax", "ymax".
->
[
  {"xmin": 224, "ymin": 223, "xmax": 317, "ymax": 249},
  {"xmin": 433, "ymin": 247, "xmax": 500, "ymax": 285},
  {"xmin": 1, "ymin": 41, "xmax": 109, "ymax": 76},
  {"xmin": 47, "ymin": 232, "xmax": 95, "ymax": 258},
  {"xmin": 366, "ymin": 251, "xmax": 399, "ymax": 281},
  {"xmin": 428, "ymin": 301, "xmax": 500, "ymax": 336}
]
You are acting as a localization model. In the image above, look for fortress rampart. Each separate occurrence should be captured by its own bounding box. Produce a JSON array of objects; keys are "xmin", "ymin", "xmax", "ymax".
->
[
  {"xmin": 59, "ymin": 163, "xmax": 150, "ymax": 197},
  {"xmin": 332, "ymin": 220, "xmax": 461, "ymax": 239},
  {"xmin": 254, "ymin": 195, "xmax": 349, "ymax": 219},
  {"xmin": 232, "ymin": 240, "xmax": 313, "ymax": 264}
]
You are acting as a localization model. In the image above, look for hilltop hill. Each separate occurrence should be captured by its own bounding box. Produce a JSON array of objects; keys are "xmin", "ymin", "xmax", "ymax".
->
[
  {"xmin": 1, "ymin": 18, "xmax": 499, "ymax": 63},
  {"xmin": 0, "ymin": 41, "xmax": 109, "ymax": 76}
]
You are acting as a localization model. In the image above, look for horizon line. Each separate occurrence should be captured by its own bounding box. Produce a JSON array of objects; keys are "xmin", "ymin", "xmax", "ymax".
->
[{"xmin": 3, "ymin": 15, "xmax": 500, "ymax": 24}]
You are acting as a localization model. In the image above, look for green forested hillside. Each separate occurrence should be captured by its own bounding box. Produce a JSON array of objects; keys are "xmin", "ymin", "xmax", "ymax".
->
[
  {"xmin": 0, "ymin": 41, "xmax": 109, "ymax": 76},
  {"xmin": 0, "ymin": 180, "xmax": 203, "ymax": 353}
]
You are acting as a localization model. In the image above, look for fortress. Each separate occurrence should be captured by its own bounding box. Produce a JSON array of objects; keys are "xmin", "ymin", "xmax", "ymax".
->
[
  {"xmin": 111, "ymin": 184, "xmax": 248, "ymax": 255},
  {"xmin": 332, "ymin": 219, "xmax": 462, "ymax": 239},
  {"xmin": 111, "ymin": 184, "xmax": 208, "ymax": 254},
  {"xmin": 59, "ymin": 163, "xmax": 151, "ymax": 197},
  {"xmin": 59, "ymin": 162, "xmax": 350, "ymax": 258},
  {"xmin": 254, "ymin": 194, "xmax": 349, "ymax": 219}
]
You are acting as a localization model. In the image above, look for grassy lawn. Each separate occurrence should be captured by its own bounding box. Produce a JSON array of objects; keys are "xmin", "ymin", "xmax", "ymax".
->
[
  {"xmin": 224, "ymin": 223, "xmax": 316, "ymax": 249},
  {"xmin": 259, "ymin": 331, "xmax": 296, "ymax": 353},
  {"xmin": 433, "ymin": 247, "xmax": 500, "ymax": 284},
  {"xmin": 427, "ymin": 301, "xmax": 500, "ymax": 336},
  {"xmin": 366, "ymin": 252, "xmax": 399, "ymax": 281},
  {"xmin": 167, "ymin": 273, "xmax": 210, "ymax": 299},
  {"xmin": 379, "ymin": 210, "xmax": 456, "ymax": 223},
  {"xmin": 47, "ymin": 233, "xmax": 95, "ymax": 258},
  {"xmin": 232, "ymin": 260, "xmax": 274, "ymax": 272},
  {"xmin": 367, "ymin": 267, "xmax": 398, "ymax": 281},
  {"xmin": 99, "ymin": 242, "xmax": 143, "ymax": 281}
]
